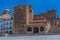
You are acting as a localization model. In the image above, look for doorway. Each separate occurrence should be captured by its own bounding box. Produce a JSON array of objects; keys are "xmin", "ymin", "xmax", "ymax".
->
[{"xmin": 33, "ymin": 27, "xmax": 39, "ymax": 33}]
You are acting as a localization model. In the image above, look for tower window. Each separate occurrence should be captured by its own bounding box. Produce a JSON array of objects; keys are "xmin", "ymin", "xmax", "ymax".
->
[
  {"xmin": 10, "ymin": 26, "xmax": 12, "ymax": 29},
  {"xmin": 29, "ymin": 9, "xmax": 32, "ymax": 13}
]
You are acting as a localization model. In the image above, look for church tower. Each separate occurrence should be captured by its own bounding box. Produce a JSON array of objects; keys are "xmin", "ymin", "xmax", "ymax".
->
[{"xmin": 13, "ymin": 5, "xmax": 33, "ymax": 34}]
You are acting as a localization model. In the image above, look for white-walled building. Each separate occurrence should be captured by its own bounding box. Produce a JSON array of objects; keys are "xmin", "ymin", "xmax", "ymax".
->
[{"xmin": 0, "ymin": 9, "xmax": 13, "ymax": 34}]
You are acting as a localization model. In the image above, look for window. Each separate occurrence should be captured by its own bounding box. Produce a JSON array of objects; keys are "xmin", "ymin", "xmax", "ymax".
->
[
  {"xmin": 29, "ymin": 9, "xmax": 32, "ymax": 13},
  {"xmin": 1, "ymin": 25, "xmax": 3, "ymax": 33},
  {"xmin": 10, "ymin": 22, "xmax": 12, "ymax": 24},
  {"xmin": 4, "ymin": 22, "xmax": 5, "ymax": 25},
  {"xmin": 1, "ymin": 25, "xmax": 2, "ymax": 27},
  {"xmin": 27, "ymin": 27, "xmax": 32, "ymax": 32},
  {"xmin": 10, "ymin": 26, "xmax": 12, "ymax": 29}
]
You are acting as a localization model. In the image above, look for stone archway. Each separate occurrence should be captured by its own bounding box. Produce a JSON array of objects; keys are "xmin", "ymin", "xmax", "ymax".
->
[
  {"xmin": 33, "ymin": 27, "xmax": 39, "ymax": 33},
  {"xmin": 40, "ymin": 27, "xmax": 44, "ymax": 31}
]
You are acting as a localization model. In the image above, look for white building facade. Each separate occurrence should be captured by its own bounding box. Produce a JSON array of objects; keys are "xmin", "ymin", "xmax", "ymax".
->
[{"xmin": 0, "ymin": 9, "xmax": 13, "ymax": 34}]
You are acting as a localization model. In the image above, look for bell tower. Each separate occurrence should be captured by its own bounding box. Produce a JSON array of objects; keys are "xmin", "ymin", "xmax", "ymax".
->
[{"xmin": 13, "ymin": 5, "xmax": 33, "ymax": 34}]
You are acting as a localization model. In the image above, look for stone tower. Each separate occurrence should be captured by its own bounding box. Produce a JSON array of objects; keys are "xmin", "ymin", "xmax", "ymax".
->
[{"xmin": 13, "ymin": 5, "xmax": 33, "ymax": 34}]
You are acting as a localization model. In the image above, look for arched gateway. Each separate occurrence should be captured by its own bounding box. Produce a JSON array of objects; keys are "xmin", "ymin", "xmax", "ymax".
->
[{"xmin": 33, "ymin": 27, "xmax": 39, "ymax": 33}]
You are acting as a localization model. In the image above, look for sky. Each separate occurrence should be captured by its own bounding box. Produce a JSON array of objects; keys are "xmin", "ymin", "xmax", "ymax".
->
[{"xmin": 0, "ymin": 0, "xmax": 60, "ymax": 18}]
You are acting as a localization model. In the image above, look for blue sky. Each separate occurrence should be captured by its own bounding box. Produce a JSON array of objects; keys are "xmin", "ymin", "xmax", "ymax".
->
[{"xmin": 0, "ymin": 0, "xmax": 60, "ymax": 18}]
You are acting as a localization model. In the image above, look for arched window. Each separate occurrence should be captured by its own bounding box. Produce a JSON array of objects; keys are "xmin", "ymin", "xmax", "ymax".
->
[
  {"xmin": 29, "ymin": 6, "xmax": 32, "ymax": 13},
  {"xmin": 29, "ymin": 9, "xmax": 32, "ymax": 13},
  {"xmin": 27, "ymin": 27, "xmax": 32, "ymax": 32},
  {"xmin": 33, "ymin": 27, "xmax": 39, "ymax": 33},
  {"xmin": 40, "ymin": 27, "xmax": 44, "ymax": 31}
]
